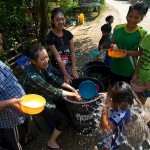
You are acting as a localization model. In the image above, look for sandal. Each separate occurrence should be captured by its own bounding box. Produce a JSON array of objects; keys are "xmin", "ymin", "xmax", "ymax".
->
[
  {"xmin": 47, "ymin": 148, "xmax": 62, "ymax": 150},
  {"xmin": 47, "ymin": 144, "xmax": 62, "ymax": 150}
]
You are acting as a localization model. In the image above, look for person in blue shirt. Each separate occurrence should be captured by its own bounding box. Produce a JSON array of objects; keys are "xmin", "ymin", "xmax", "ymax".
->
[
  {"xmin": 100, "ymin": 81, "xmax": 134, "ymax": 150},
  {"xmin": 98, "ymin": 23, "xmax": 112, "ymax": 68},
  {"xmin": 0, "ymin": 26, "xmax": 29, "ymax": 150}
]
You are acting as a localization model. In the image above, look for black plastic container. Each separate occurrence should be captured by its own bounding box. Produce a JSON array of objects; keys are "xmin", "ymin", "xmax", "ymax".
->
[
  {"xmin": 83, "ymin": 64, "xmax": 110, "ymax": 91},
  {"xmin": 84, "ymin": 60, "xmax": 105, "ymax": 69},
  {"xmin": 64, "ymin": 77, "xmax": 104, "ymax": 134}
]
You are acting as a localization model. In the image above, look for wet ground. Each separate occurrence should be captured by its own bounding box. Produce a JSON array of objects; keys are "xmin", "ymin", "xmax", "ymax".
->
[{"xmin": 25, "ymin": 1, "xmax": 150, "ymax": 149}]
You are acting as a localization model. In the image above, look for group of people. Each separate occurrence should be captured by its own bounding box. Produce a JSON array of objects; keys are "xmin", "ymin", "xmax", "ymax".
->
[
  {"xmin": 98, "ymin": 1, "xmax": 150, "ymax": 150},
  {"xmin": 0, "ymin": 1, "xmax": 150, "ymax": 150},
  {"xmin": 0, "ymin": 8, "xmax": 81, "ymax": 150}
]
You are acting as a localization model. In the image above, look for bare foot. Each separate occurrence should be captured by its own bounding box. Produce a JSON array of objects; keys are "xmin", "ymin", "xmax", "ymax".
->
[
  {"xmin": 93, "ymin": 145, "xmax": 98, "ymax": 150},
  {"xmin": 47, "ymin": 141, "xmax": 60, "ymax": 149}
]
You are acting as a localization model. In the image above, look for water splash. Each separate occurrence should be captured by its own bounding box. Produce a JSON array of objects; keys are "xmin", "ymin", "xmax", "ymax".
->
[
  {"xmin": 66, "ymin": 91, "xmax": 150, "ymax": 149},
  {"xmin": 117, "ymin": 90, "xmax": 150, "ymax": 150}
]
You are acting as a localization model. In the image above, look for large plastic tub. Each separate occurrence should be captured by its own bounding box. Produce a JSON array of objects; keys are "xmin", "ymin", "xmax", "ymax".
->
[
  {"xmin": 83, "ymin": 64, "xmax": 110, "ymax": 91},
  {"xmin": 64, "ymin": 77, "xmax": 104, "ymax": 134}
]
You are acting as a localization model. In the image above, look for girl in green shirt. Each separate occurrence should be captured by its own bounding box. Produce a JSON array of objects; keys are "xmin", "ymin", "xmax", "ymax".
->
[
  {"xmin": 110, "ymin": 1, "xmax": 148, "ymax": 85},
  {"xmin": 132, "ymin": 34, "xmax": 150, "ymax": 105}
]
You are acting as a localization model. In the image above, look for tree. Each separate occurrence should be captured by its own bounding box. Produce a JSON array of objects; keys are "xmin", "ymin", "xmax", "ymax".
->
[{"xmin": 39, "ymin": 0, "xmax": 48, "ymax": 46}]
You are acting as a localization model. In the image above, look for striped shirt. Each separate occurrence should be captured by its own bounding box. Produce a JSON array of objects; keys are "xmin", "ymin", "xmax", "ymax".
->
[{"xmin": 0, "ymin": 61, "xmax": 28, "ymax": 128}]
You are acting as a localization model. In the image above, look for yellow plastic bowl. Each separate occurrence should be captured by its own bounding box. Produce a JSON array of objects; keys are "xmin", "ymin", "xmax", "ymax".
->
[
  {"xmin": 20, "ymin": 94, "xmax": 46, "ymax": 114},
  {"xmin": 108, "ymin": 48, "xmax": 125, "ymax": 58}
]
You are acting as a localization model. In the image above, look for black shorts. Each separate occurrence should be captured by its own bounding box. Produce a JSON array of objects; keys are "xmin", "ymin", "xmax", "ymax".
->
[
  {"xmin": 0, "ymin": 118, "xmax": 29, "ymax": 150},
  {"xmin": 41, "ymin": 101, "xmax": 70, "ymax": 131}
]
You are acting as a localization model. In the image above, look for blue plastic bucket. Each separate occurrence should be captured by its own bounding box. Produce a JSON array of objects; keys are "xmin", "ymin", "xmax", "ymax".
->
[{"xmin": 79, "ymin": 80, "xmax": 99, "ymax": 99}]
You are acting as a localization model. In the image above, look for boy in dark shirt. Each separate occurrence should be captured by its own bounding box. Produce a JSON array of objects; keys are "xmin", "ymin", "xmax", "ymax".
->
[{"xmin": 98, "ymin": 23, "xmax": 112, "ymax": 68}]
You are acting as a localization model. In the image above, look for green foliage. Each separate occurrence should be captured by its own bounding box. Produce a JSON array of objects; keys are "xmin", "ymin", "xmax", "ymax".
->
[
  {"xmin": 0, "ymin": 0, "xmax": 81, "ymax": 63},
  {"xmin": 0, "ymin": 0, "xmax": 29, "ymax": 60},
  {"xmin": 0, "ymin": 0, "xmax": 39, "ymax": 62},
  {"xmin": 57, "ymin": 0, "xmax": 79, "ymax": 13}
]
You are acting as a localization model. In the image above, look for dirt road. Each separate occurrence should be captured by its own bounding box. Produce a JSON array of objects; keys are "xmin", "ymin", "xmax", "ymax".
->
[
  {"xmin": 107, "ymin": 0, "xmax": 150, "ymax": 30},
  {"xmin": 25, "ymin": 2, "xmax": 150, "ymax": 150},
  {"xmin": 70, "ymin": 0, "xmax": 150, "ymax": 50}
]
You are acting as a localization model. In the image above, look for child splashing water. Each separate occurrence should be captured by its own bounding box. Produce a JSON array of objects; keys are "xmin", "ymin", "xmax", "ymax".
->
[{"xmin": 100, "ymin": 81, "xmax": 134, "ymax": 150}]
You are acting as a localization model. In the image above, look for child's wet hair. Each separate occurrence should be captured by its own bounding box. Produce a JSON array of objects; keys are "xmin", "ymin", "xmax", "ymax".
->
[
  {"xmin": 51, "ymin": 7, "xmax": 64, "ymax": 28},
  {"xmin": 108, "ymin": 81, "xmax": 134, "ymax": 107},
  {"xmin": 105, "ymin": 15, "xmax": 114, "ymax": 23},
  {"xmin": 29, "ymin": 44, "xmax": 46, "ymax": 60},
  {"xmin": 128, "ymin": 1, "xmax": 148, "ymax": 17},
  {"xmin": 101, "ymin": 24, "xmax": 112, "ymax": 33}
]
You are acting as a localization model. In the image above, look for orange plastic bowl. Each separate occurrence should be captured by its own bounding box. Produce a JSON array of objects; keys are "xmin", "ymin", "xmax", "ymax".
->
[
  {"xmin": 20, "ymin": 94, "xmax": 46, "ymax": 114},
  {"xmin": 108, "ymin": 48, "xmax": 125, "ymax": 58}
]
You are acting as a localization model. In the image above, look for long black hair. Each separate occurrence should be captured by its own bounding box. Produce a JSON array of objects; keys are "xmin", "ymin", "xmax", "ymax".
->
[
  {"xmin": 108, "ymin": 81, "xmax": 134, "ymax": 107},
  {"xmin": 127, "ymin": 1, "xmax": 148, "ymax": 18},
  {"xmin": 51, "ymin": 7, "xmax": 64, "ymax": 29}
]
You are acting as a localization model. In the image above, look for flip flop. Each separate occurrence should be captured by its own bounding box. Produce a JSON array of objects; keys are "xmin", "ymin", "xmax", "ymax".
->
[
  {"xmin": 48, "ymin": 148, "xmax": 62, "ymax": 150},
  {"xmin": 47, "ymin": 145, "xmax": 63, "ymax": 150}
]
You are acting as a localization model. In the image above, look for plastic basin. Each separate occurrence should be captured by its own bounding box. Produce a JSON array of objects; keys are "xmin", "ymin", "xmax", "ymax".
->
[
  {"xmin": 89, "ymin": 50, "xmax": 100, "ymax": 57},
  {"xmin": 20, "ymin": 94, "xmax": 46, "ymax": 114},
  {"xmin": 79, "ymin": 80, "xmax": 99, "ymax": 99},
  {"xmin": 108, "ymin": 48, "xmax": 125, "ymax": 58}
]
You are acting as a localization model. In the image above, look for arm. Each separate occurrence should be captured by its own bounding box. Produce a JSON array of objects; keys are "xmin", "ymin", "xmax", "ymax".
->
[
  {"xmin": 132, "ymin": 47, "xmax": 143, "ymax": 80},
  {"xmin": 111, "ymin": 33, "xmax": 119, "ymax": 50},
  {"xmin": 69, "ymin": 38, "xmax": 78, "ymax": 78},
  {"xmin": 48, "ymin": 45, "xmax": 71, "ymax": 83},
  {"xmin": 100, "ymin": 106, "xmax": 116, "ymax": 132},
  {"xmin": 111, "ymin": 32, "xmax": 142, "ymax": 57},
  {"xmin": 100, "ymin": 95, "xmax": 115, "ymax": 131},
  {"xmin": 28, "ymin": 73, "xmax": 81, "ymax": 101},
  {"xmin": 126, "ymin": 49, "xmax": 142, "ymax": 57},
  {"xmin": 111, "ymin": 33, "xmax": 115, "ymax": 46},
  {"xmin": 0, "ymin": 98, "xmax": 22, "ymax": 111},
  {"xmin": 61, "ymin": 82, "xmax": 78, "ymax": 94},
  {"xmin": 145, "ymin": 82, "xmax": 150, "ymax": 89}
]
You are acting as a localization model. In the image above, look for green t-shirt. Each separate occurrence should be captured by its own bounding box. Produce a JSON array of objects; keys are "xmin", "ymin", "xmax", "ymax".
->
[
  {"xmin": 111, "ymin": 24, "xmax": 147, "ymax": 77},
  {"xmin": 138, "ymin": 34, "xmax": 150, "ymax": 84}
]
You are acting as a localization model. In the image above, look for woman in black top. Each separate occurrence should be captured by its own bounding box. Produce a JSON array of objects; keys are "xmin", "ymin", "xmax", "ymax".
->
[{"xmin": 46, "ymin": 8, "xmax": 79, "ymax": 84}]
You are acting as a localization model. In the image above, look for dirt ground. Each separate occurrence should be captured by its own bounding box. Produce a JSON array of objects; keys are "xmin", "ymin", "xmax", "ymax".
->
[
  {"xmin": 25, "ymin": 3, "xmax": 150, "ymax": 150},
  {"xmin": 25, "ymin": 4, "xmax": 120, "ymax": 150},
  {"xmin": 69, "ymin": 3, "xmax": 120, "ymax": 51}
]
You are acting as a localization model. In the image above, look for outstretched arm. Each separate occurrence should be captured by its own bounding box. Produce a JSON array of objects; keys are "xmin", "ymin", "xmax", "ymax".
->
[
  {"xmin": 0, "ymin": 98, "xmax": 22, "ymax": 111},
  {"xmin": 61, "ymin": 82, "xmax": 78, "ymax": 94},
  {"xmin": 132, "ymin": 47, "xmax": 143, "ymax": 80},
  {"xmin": 70, "ymin": 38, "xmax": 78, "ymax": 79},
  {"xmin": 100, "ymin": 96, "xmax": 115, "ymax": 132}
]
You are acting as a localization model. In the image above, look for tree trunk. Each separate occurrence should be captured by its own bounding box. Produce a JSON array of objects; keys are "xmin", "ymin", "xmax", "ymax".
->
[{"xmin": 39, "ymin": 0, "xmax": 48, "ymax": 46}]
